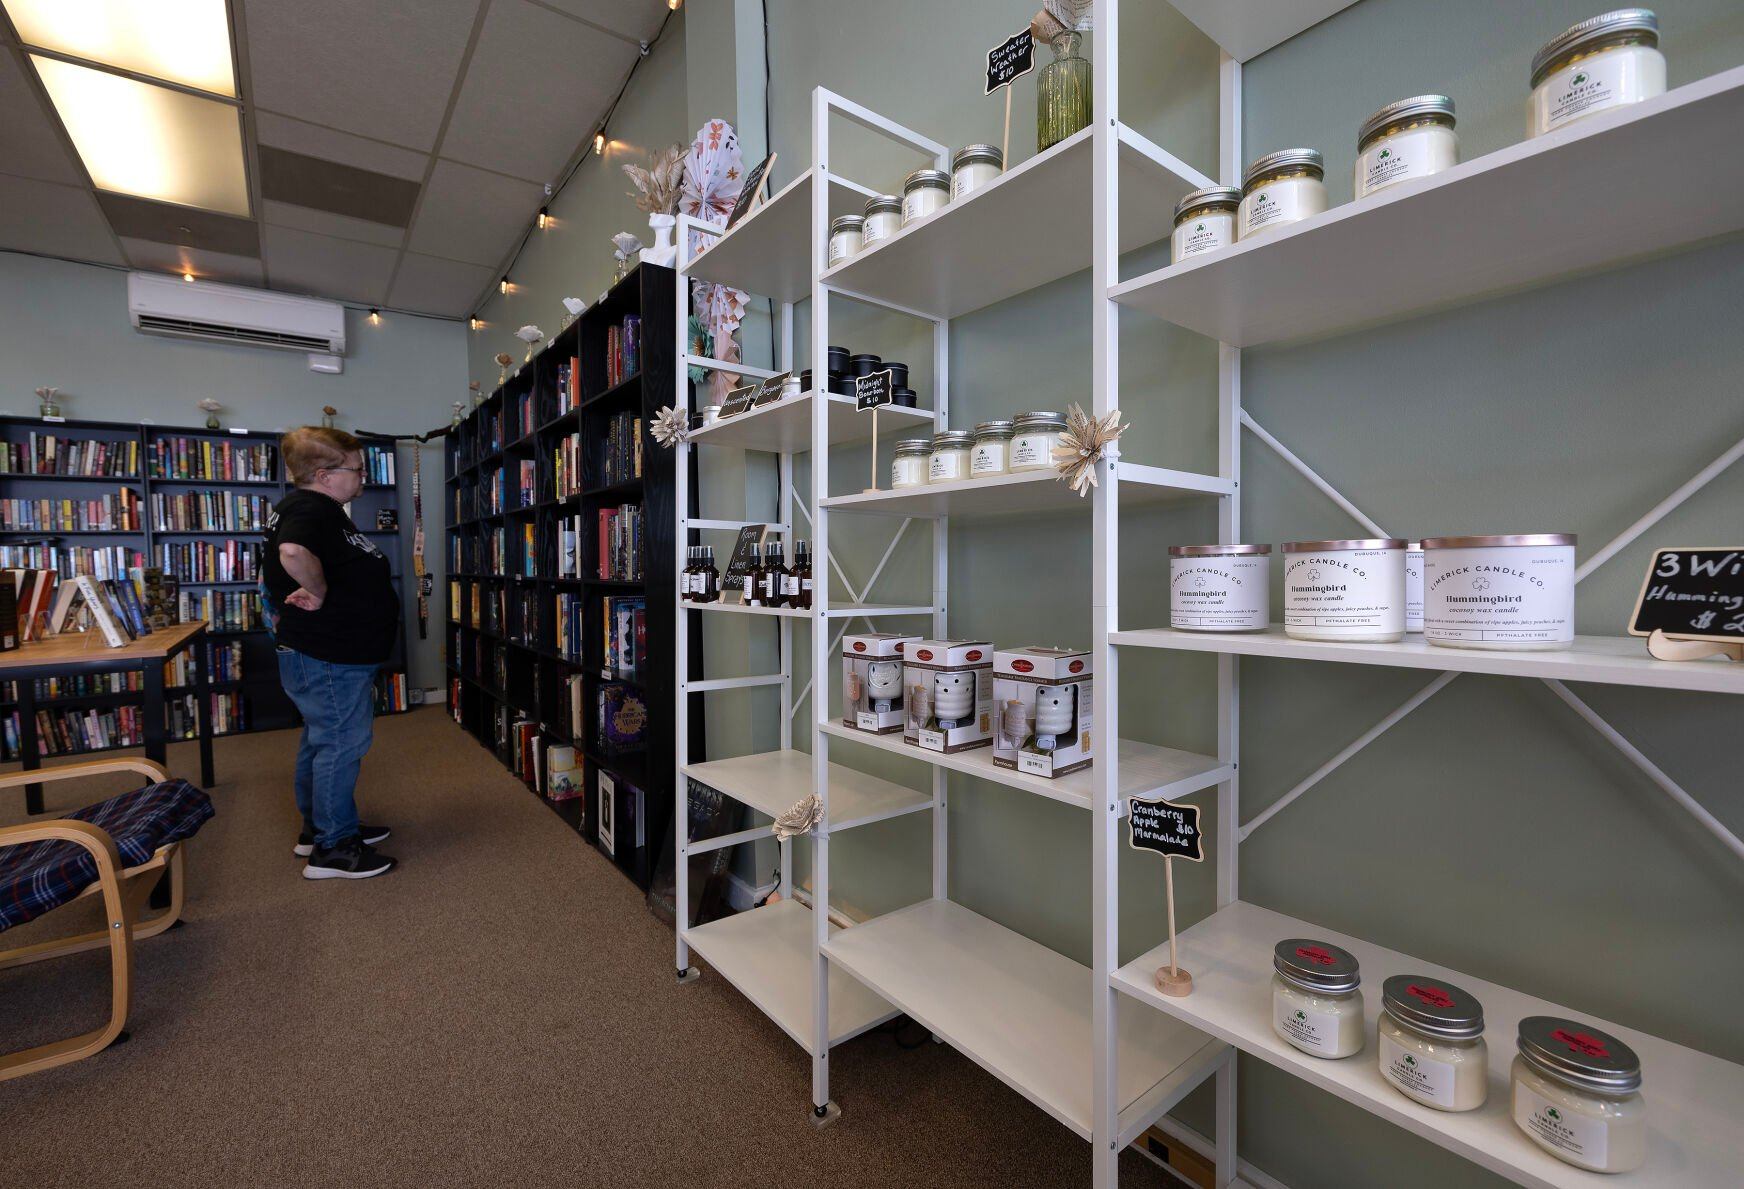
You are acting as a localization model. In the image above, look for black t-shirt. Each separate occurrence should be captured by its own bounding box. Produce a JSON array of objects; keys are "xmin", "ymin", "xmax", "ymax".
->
[{"xmin": 264, "ymin": 489, "xmax": 400, "ymax": 665}]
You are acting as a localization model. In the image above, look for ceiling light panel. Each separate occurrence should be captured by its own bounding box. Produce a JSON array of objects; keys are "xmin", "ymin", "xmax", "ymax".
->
[
  {"xmin": 33, "ymin": 55, "xmax": 250, "ymax": 216},
  {"xmin": 6, "ymin": 0, "xmax": 236, "ymax": 96}
]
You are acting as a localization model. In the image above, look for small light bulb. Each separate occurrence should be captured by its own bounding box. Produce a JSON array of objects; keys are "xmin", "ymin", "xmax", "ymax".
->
[
  {"xmin": 182, "ymin": 271, "xmax": 195, "ymax": 282},
  {"xmin": 368, "ymin": 308, "xmax": 381, "ymax": 325},
  {"xmin": 668, "ymin": 0, "xmax": 680, "ymax": 9},
  {"xmin": 537, "ymin": 207, "xmax": 550, "ymax": 230},
  {"xmin": 594, "ymin": 132, "xmax": 606, "ymax": 155},
  {"xmin": 500, "ymin": 276, "xmax": 510, "ymax": 295},
  {"xmin": 470, "ymin": 316, "xmax": 482, "ymax": 331}
]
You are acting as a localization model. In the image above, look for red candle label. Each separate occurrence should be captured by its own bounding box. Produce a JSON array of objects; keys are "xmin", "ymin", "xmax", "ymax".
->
[
  {"xmin": 1407, "ymin": 984, "xmax": 1454, "ymax": 1009},
  {"xmin": 1296, "ymin": 945, "xmax": 1337, "ymax": 966},
  {"xmin": 1553, "ymin": 1028, "xmax": 1611, "ymax": 1059}
]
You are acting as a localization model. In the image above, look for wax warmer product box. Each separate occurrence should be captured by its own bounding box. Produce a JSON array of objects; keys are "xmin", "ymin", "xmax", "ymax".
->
[
  {"xmin": 993, "ymin": 647, "xmax": 1093, "ymax": 778},
  {"xmin": 841, "ymin": 633, "xmax": 919, "ymax": 734},
  {"xmin": 903, "ymin": 639, "xmax": 993, "ymax": 753}
]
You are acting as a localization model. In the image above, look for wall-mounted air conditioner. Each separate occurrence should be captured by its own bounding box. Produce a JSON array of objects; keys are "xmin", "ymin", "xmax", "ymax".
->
[{"xmin": 127, "ymin": 272, "xmax": 346, "ymax": 356}]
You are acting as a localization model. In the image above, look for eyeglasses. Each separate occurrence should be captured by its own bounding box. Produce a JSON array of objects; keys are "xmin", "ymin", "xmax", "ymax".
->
[{"xmin": 323, "ymin": 465, "xmax": 364, "ymax": 475}]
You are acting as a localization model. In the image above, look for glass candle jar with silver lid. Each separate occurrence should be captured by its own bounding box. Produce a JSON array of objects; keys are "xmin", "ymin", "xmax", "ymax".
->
[
  {"xmin": 1378, "ymin": 975, "xmax": 1488, "ymax": 1112},
  {"xmin": 827, "ymin": 215, "xmax": 864, "ymax": 266},
  {"xmin": 1272, "ymin": 939, "xmax": 1364, "ymax": 1059},
  {"xmin": 1172, "ymin": 186, "xmax": 1242, "ymax": 262},
  {"xmin": 1512, "ymin": 1016, "xmax": 1646, "ymax": 1173},
  {"xmin": 862, "ymin": 194, "xmax": 902, "ymax": 246},
  {"xmin": 928, "ymin": 430, "xmax": 974, "ymax": 483},
  {"xmin": 1405, "ymin": 541, "xmax": 1425, "ymax": 632},
  {"xmin": 1239, "ymin": 149, "xmax": 1327, "ymax": 241},
  {"xmin": 1282, "ymin": 539, "xmax": 1409, "ymax": 642},
  {"xmin": 952, "ymin": 144, "xmax": 1003, "ymax": 199},
  {"xmin": 1169, "ymin": 545, "xmax": 1271, "ymax": 632},
  {"xmin": 1530, "ymin": 9, "xmax": 1664, "ymax": 138},
  {"xmin": 1355, "ymin": 95, "xmax": 1457, "ymax": 199},
  {"xmin": 1422, "ymin": 534, "xmax": 1576, "ymax": 650},
  {"xmin": 1009, "ymin": 411, "xmax": 1067, "ymax": 473},
  {"xmin": 970, "ymin": 420, "xmax": 1014, "ymax": 476},
  {"xmin": 892, "ymin": 439, "xmax": 932, "ymax": 489},
  {"xmin": 902, "ymin": 168, "xmax": 951, "ymax": 225}
]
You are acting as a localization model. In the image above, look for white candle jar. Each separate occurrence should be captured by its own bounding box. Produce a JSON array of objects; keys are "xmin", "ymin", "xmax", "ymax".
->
[
  {"xmin": 892, "ymin": 439, "xmax": 932, "ymax": 489},
  {"xmin": 1171, "ymin": 186, "xmax": 1241, "ymax": 262},
  {"xmin": 1169, "ymin": 544, "xmax": 1271, "ymax": 632},
  {"xmin": 1378, "ymin": 975, "xmax": 1488, "ymax": 1113},
  {"xmin": 970, "ymin": 420, "xmax": 1013, "ymax": 476},
  {"xmin": 1355, "ymin": 95, "xmax": 1458, "ymax": 199},
  {"xmin": 1283, "ymin": 538, "xmax": 1408, "ymax": 642},
  {"xmin": 1512, "ymin": 1016, "xmax": 1646, "ymax": 1174},
  {"xmin": 827, "ymin": 214, "xmax": 864, "ymax": 266},
  {"xmin": 1009, "ymin": 411, "xmax": 1066, "ymax": 473},
  {"xmin": 862, "ymin": 194, "xmax": 902, "ymax": 246},
  {"xmin": 1405, "ymin": 541, "xmax": 1425, "ymax": 632},
  {"xmin": 951, "ymin": 144, "xmax": 1003, "ymax": 199},
  {"xmin": 902, "ymin": 168, "xmax": 951, "ymax": 225},
  {"xmin": 1272, "ymin": 939, "xmax": 1364, "ymax": 1060},
  {"xmin": 928, "ymin": 430, "xmax": 973, "ymax": 483},
  {"xmin": 1422, "ymin": 534, "xmax": 1576, "ymax": 650},
  {"xmin": 1530, "ymin": 9, "xmax": 1665, "ymax": 138},
  {"xmin": 1239, "ymin": 149, "xmax": 1326, "ymax": 241}
]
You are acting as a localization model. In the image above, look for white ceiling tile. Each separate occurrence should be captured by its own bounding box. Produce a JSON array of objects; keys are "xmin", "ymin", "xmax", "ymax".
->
[
  {"xmin": 387, "ymin": 252, "xmax": 494, "ymax": 317},
  {"xmin": 540, "ymin": 0, "xmax": 668, "ymax": 41},
  {"xmin": 264, "ymin": 199, "xmax": 407, "ymax": 248},
  {"xmin": 439, "ymin": 0, "xmax": 628, "ymax": 184},
  {"xmin": 0, "ymin": 52, "xmax": 83, "ymax": 185},
  {"xmin": 0, "ymin": 175, "xmax": 124, "ymax": 263},
  {"xmin": 254, "ymin": 112, "xmax": 431, "ymax": 182},
  {"xmin": 407, "ymin": 159, "xmax": 544, "ymax": 267},
  {"xmin": 242, "ymin": 0, "xmax": 483, "ymax": 151},
  {"xmin": 119, "ymin": 237, "xmax": 264, "ymax": 286},
  {"xmin": 261, "ymin": 224, "xmax": 399, "ymax": 305}
]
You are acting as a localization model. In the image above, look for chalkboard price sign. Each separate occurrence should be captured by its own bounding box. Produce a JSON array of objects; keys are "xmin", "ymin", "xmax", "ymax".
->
[
  {"xmin": 1630, "ymin": 547, "xmax": 1744, "ymax": 643},
  {"xmin": 985, "ymin": 29, "xmax": 1035, "ymax": 95},
  {"xmin": 855, "ymin": 369, "xmax": 894, "ymax": 412},
  {"xmin": 724, "ymin": 152, "xmax": 777, "ymax": 232},
  {"xmin": 721, "ymin": 524, "xmax": 767, "ymax": 602},
  {"xmin": 1129, "ymin": 797, "xmax": 1204, "ymax": 863},
  {"xmin": 717, "ymin": 383, "xmax": 757, "ymax": 420},
  {"xmin": 752, "ymin": 372, "xmax": 790, "ymax": 407}
]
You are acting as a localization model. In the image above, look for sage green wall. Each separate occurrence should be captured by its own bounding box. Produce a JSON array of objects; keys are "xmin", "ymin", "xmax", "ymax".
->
[{"xmin": 0, "ymin": 250, "xmax": 466, "ymax": 692}]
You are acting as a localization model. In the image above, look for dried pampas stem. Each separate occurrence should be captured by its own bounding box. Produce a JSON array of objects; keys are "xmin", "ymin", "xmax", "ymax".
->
[
  {"xmin": 650, "ymin": 404, "xmax": 689, "ymax": 449},
  {"xmin": 1052, "ymin": 401, "xmax": 1126, "ymax": 496}
]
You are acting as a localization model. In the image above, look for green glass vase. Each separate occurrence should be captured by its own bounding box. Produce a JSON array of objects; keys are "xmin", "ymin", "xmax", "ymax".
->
[{"xmin": 1037, "ymin": 30, "xmax": 1091, "ymax": 152}]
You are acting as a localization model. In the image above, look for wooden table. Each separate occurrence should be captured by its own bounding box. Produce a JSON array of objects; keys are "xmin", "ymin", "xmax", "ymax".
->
[{"xmin": 0, "ymin": 621, "xmax": 215, "ymax": 813}]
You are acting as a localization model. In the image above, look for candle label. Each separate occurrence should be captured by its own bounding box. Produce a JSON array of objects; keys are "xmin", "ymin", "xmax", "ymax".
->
[
  {"xmin": 1424, "ymin": 547, "xmax": 1573, "ymax": 644},
  {"xmin": 1285, "ymin": 550, "xmax": 1403, "ymax": 631},
  {"xmin": 929, "ymin": 453, "xmax": 964, "ymax": 481},
  {"xmin": 971, "ymin": 444, "xmax": 1005, "ymax": 474},
  {"xmin": 1356, "ymin": 127, "xmax": 1445, "ymax": 197},
  {"xmin": 1011, "ymin": 435, "xmax": 1051, "ymax": 468},
  {"xmin": 1538, "ymin": 56, "xmax": 1631, "ymax": 133},
  {"xmin": 1515, "ymin": 1081, "xmax": 1607, "ymax": 1166},
  {"xmin": 1275, "ymin": 998, "xmax": 1342, "ymax": 1055},
  {"xmin": 1173, "ymin": 213, "xmax": 1233, "ymax": 260},
  {"xmin": 1380, "ymin": 1030, "xmax": 1457, "ymax": 1107}
]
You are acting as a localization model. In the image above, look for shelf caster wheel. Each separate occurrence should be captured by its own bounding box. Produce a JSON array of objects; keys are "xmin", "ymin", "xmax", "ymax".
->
[
  {"xmin": 110, "ymin": 1030, "xmax": 131, "ymax": 1048},
  {"xmin": 810, "ymin": 1101, "xmax": 841, "ymax": 1129},
  {"xmin": 676, "ymin": 967, "xmax": 700, "ymax": 984}
]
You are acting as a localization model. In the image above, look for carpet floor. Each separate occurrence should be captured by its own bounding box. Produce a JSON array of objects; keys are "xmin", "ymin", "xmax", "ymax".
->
[{"xmin": 0, "ymin": 707, "xmax": 1173, "ymax": 1188}]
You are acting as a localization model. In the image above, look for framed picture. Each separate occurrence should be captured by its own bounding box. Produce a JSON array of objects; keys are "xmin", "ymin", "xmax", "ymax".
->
[{"xmin": 598, "ymin": 770, "xmax": 617, "ymax": 855}]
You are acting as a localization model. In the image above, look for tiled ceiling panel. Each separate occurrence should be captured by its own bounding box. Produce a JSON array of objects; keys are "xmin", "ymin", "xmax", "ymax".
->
[
  {"xmin": 253, "ymin": 112, "xmax": 430, "ymax": 181},
  {"xmin": 120, "ymin": 237, "xmax": 264, "ymax": 286},
  {"xmin": 387, "ymin": 252, "xmax": 495, "ymax": 317},
  {"xmin": 540, "ymin": 0, "xmax": 669, "ymax": 41},
  {"xmin": 96, "ymin": 193, "xmax": 261, "ymax": 257},
  {"xmin": 439, "ymin": 0, "xmax": 626, "ymax": 184},
  {"xmin": 258, "ymin": 146, "xmax": 421, "ymax": 227},
  {"xmin": 262, "ymin": 200, "xmax": 406, "ymax": 249},
  {"xmin": 243, "ymin": 0, "xmax": 485, "ymax": 151},
  {"xmin": 262, "ymin": 224, "xmax": 399, "ymax": 306},
  {"xmin": 407, "ymin": 159, "xmax": 544, "ymax": 267},
  {"xmin": 0, "ymin": 175, "xmax": 124, "ymax": 264},
  {"xmin": 0, "ymin": 52, "xmax": 83, "ymax": 185}
]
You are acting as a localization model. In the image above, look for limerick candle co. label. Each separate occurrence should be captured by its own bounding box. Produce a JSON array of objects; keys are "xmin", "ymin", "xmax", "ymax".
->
[
  {"xmin": 1282, "ymin": 539, "xmax": 1408, "ymax": 642},
  {"xmin": 1423, "ymin": 534, "xmax": 1576, "ymax": 650},
  {"xmin": 1169, "ymin": 545, "xmax": 1270, "ymax": 632}
]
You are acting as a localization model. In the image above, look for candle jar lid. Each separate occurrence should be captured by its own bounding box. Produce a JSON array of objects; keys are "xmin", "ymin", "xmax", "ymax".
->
[
  {"xmin": 1013, "ymin": 410, "xmax": 1067, "ymax": 431},
  {"xmin": 1381, "ymin": 975, "xmax": 1485, "ymax": 1041},
  {"xmin": 1358, "ymin": 95, "xmax": 1457, "ymax": 150},
  {"xmin": 932, "ymin": 430, "xmax": 975, "ymax": 448},
  {"xmin": 905, "ymin": 167, "xmax": 952, "ymax": 192},
  {"xmin": 973, "ymin": 419, "xmax": 1015, "ymax": 439},
  {"xmin": 1282, "ymin": 538, "xmax": 1408, "ymax": 552},
  {"xmin": 1517, "ymin": 1016, "xmax": 1643, "ymax": 1094},
  {"xmin": 895, "ymin": 438, "xmax": 934, "ymax": 457},
  {"xmin": 829, "ymin": 214, "xmax": 865, "ymax": 234},
  {"xmin": 1169, "ymin": 543, "xmax": 1272, "ymax": 557},
  {"xmin": 1243, "ymin": 148, "xmax": 1325, "ymax": 192},
  {"xmin": 1173, "ymin": 185, "xmax": 1243, "ymax": 224},
  {"xmin": 1273, "ymin": 938, "xmax": 1360, "ymax": 994},
  {"xmin": 953, "ymin": 144, "xmax": 1005, "ymax": 170},
  {"xmin": 1421, "ymin": 533, "xmax": 1577, "ymax": 549},
  {"xmin": 864, "ymin": 193, "xmax": 902, "ymax": 217},
  {"xmin": 1532, "ymin": 8, "xmax": 1659, "ymax": 88}
]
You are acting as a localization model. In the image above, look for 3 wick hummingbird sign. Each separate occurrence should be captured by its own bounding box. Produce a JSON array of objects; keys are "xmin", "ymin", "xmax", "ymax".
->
[{"xmin": 1128, "ymin": 795, "xmax": 1205, "ymax": 997}]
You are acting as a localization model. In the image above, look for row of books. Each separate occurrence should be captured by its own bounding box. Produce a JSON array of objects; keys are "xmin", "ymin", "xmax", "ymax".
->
[
  {"xmin": 509, "ymin": 719, "xmax": 583, "ymax": 801},
  {"xmin": 594, "ymin": 681, "xmax": 647, "ymax": 756},
  {"xmin": 552, "ymin": 432, "xmax": 584, "ymax": 500},
  {"xmin": 601, "ymin": 596, "xmax": 646, "ymax": 681},
  {"xmin": 449, "ymin": 677, "xmax": 464, "ymax": 724},
  {"xmin": 0, "ymin": 489, "xmax": 141, "ymax": 532},
  {"xmin": 361, "ymin": 445, "xmax": 396, "ymax": 486},
  {"xmin": 0, "ymin": 435, "xmax": 140, "ymax": 478},
  {"xmin": 512, "ymin": 389, "xmax": 537, "ymax": 443},
  {"xmin": 516, "ymin": 459, "xmax": 536, "ymax": 508},
  {"xmin": 553, "ymin": 592, "xmax": 583, "ymax": 660},
  {"xmin": 176, "ymin": 590, "xmax": 260, "ymax": 633},
  {"xmin": 519, "ymin": 523, "xmax": 536, "ymax": 577},
  {"xmin": 0, "ymin": 692, "xmax": 249, "ymax": 759},
  {"xmin": 0, "ymin": 569, "xmax": 168, "ymax": 650},
  {"xmin": 463, "ymin": 582, "xmax": 506, "ymax": 634},
  {"xmin": 597, "ymin": 503, "xmax": 644, "ymax": 582},
  {"xmin": 374, "ymin": 670, "xmax": 410, "ymax": 713},
  {"xmin": 599, "ymin": 411, "xmax": 644, "ymax": 488},
  {"xmin": 0, "ymin": 544, "xmax": 141, "ymax": 581},
  {"xmin": 604, "ymin": 315, "xmax": 641, "ymax": 388},
  {"xmin": 156, "ymin": 540, "xmax": 261, "ymax": 584},
  {"xmin": 486, "ymin": 525, "xmax": 506, "ymax": 572},
  {"xmin": 483, "ymin": 466, "xmax": 505, "ymax": 514},
  {"xmin": 168, "ymin": 692, "xmax": 249, "ymax": 739},
  {"xmin": 557, "ymin": 357, "xmax": 580, "ymax": 414},
  {"xmin": 149, "ymin": 490, "xmax": 272, "ymax": 532},
  {"xmin": 0, "ymin": 641, "xmax": 244, "ymax": 703},
  {"xmin": 164, "ymin": 640, "xmax": 245, "ymax": 686},
  {"xmin": 150, "ymin": 437, "xmax": 276, "ymax": 481}
]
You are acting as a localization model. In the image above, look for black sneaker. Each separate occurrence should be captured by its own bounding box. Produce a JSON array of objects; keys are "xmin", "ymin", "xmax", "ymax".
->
[
  {"xmin": 302, "ymin": 837, "xmax": 397, "ymax": 881},
  {"xmin": 294, "ymin": 824, "xmax": 390, "ymax": 857}
]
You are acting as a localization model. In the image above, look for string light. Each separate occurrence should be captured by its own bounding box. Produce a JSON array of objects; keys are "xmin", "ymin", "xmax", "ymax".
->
[
  {"xmin": 536, "ymin": 206, "xmax": 550, "ymax": 230},
  {"xmin": 368, "ymin": 308, "xmax": 381, "ymax": 325},
  {"xmin": 182, "ymin": 271, "xmax": 194, "ymax": 282},
  {"xmin": 469, "ymin": 316, "xmax": 482, "ymax": 331},
  {"xmin": 500, "ymin": 276, "xmax": 510, "ymax": 295},
  {"xmin": 668, "ymin": 0, "xmax": 680, "ymax": 9},
  {"xmin": 594, "ymin": 131, "xmax": 606, "ymax": 155}
]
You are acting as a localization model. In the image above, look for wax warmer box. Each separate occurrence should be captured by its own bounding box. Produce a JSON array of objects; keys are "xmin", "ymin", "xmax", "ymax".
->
[
  {"xmin": 841, "ymin": 633, "xmax": 919, "ymax": 734},
  {"xmin": 903, "ymin": 639, "xmax": 993, "ymax": 753},
  {"xmin": 992, "ymin": 646, "xmax": 1093, "ymax": 778}
]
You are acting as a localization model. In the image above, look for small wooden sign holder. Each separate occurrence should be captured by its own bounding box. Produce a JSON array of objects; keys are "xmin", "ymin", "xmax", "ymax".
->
[
  {"xmin": 985, "ymin": 28, "xmax": 1035, "ymax": 168},
  {"xmin": 1128, "ymin": 796, "xmax": 1205, "ymax": 998},
  {"xmin": 1646, "ymin": 630, "xmax": 1743, "ymax": 662}
]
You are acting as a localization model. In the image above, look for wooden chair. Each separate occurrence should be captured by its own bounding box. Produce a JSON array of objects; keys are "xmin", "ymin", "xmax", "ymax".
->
[{"xmin": 0, "ymin": 758, "xmax": 207, "ymax": 1082}]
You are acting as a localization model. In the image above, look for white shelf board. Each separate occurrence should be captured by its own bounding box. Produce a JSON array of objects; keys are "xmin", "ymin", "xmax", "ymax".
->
[
  {"xmin": 820, "ymin": 720, "xmax": 1228, "ymax": 814},
  {"xmin": 1109, "ymin": 627, "xmax": 1744, "ymax": 696},
  {"xmin": 689, "ymin": 390, "xmax": 935, "ymax": 453},
  {"xmin": 686, "ymin": 600, "xmax": 931, "ymax": 620},
  {"xmin": 819, "ymin": 464, "xmax": 1230, "ymax": 518},
  {"xmin": 823, "ymin": 898, "xmax": 1226, "ymax": 1138},
  {"xmin": 1168, "ymin": 0, "xmax": 1360, "ymax": 61},
  {"xmin": 1113, "ymin": 901, "xmax": 1744, "ymax": 1189},
  {"xmin": 1112, "ymin": 66, "xmax": 1744, "ymax": 346},
  {"xmin": 683, "ymin": 167, "xmax": 872, "ymax": 303},
  {"xmin": 682, "ymin": 898, "xmax": 897, "ymax": 1053},
  {"xmin": 681, "ymin": 747, "xmax": 930, "ymax": 830},
  {"xmin": 820, "ymin": 126, "xmax": 1211, "ymax": 319}
]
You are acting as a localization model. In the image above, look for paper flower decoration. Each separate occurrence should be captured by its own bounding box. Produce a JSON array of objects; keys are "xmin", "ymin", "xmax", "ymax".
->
[
  {"xmin": 493, "ymin": 351, "xmax": 513, "ymax": 382},
  {"xmin": 562, "ymin": 297, "xmax": 584, "ymax": 316},
  {"xmin": 681, "ymin": 119, "xmax": 752, "ymax": 403},
  {"xmin": 650, "ymin": 404, "xmax": 688, "ymax": 449},
  {"xmin": 773, "ymin": 794, "xmax": 824, "ymax": 840},
  {"xmin": 197, "ymin": 398, "xmax": 223, "ymax": 429},
  {"xmin": 516, "ymin": 324, "xmax": 542, "ymax": 344},
  {"xmin": 1052, "ymin": 402, "xmax": 1127, "ymax": 496}
]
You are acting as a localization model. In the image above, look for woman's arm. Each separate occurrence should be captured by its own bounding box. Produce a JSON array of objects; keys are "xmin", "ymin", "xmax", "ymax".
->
[{"xmin": 279, "ymin": 543, "xmax": 327, "ymax": 610}]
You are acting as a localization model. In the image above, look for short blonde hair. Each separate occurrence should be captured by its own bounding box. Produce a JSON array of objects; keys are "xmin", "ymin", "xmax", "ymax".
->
[{"xmin": 283, "ymin": 426, "xmax": 362, "ymax": 486}]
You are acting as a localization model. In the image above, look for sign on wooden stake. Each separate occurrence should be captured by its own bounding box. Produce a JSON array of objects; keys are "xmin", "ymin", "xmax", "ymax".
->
[{"xmin": 1129, "ymin": 795, "xmax": 1205, "ymax": 997}]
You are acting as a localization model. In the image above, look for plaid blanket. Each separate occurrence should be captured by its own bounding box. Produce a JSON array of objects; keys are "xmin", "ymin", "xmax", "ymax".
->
[{"xmin": 0, "ymin": 779, "xmax": 214, "ymax": 933}]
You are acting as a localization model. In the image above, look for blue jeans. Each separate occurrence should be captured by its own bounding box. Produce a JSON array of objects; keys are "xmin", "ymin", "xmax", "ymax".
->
[{"xmin": 277, "ymin": 648, "xmax": 379, "ymax": 849}]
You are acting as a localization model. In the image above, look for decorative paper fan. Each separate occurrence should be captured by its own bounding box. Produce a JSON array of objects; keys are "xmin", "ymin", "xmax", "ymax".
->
[{"xmin": 681, "ymin": 119, "xmax": 751, "ymax": 402}]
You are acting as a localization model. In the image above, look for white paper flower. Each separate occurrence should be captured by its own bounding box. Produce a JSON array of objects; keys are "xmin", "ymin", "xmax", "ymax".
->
[
  {"xmin": 516, "ymin": 325, "xmax": 543, "ymax": 344},
  {"xmin": 197, "ymin": 398, "xmax": 223, "ymax": 414},
  {"xmin": 562, "ymin": 297, "xmax": 584, "ymax": 316}
]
